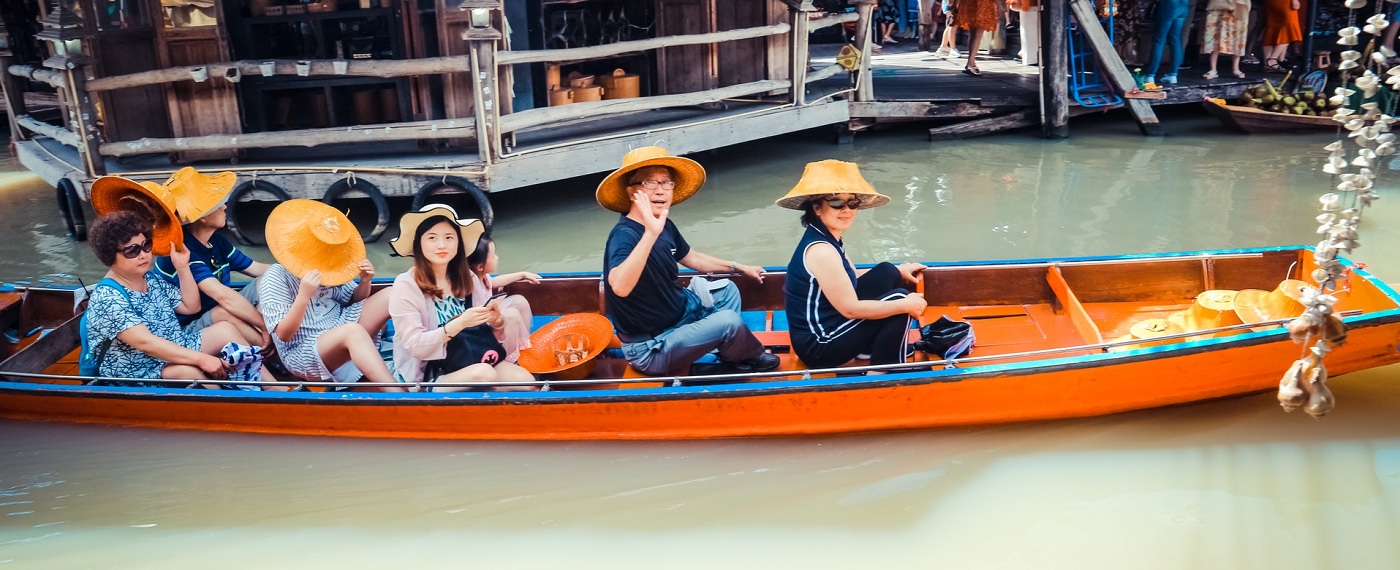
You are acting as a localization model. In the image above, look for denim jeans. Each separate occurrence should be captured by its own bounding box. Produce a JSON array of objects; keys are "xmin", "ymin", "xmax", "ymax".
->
[
  {"xmin": 1146, "ymin": 0, "xmax": 1189, "ymax": 78},
  {"xmin": 619, "ymin": 280, "xmax": 764, "ymax": 375}
]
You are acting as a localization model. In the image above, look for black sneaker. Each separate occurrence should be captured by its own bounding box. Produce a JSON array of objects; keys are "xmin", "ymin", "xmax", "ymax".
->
[{"xmin": 733, "ymin": 352, "xmax": 781, "ymax": 373}]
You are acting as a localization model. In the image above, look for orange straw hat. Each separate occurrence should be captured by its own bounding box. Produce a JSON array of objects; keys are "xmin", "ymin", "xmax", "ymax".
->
[
  {"xmin": 775, "ymin": 159, "xmax": 891, "ymax": 210},
  {"xmin": 162, "ymin": 167, "xmax": 237, "ymax": 224},
  {"xmin": 595, "ymin": 146, "xmax": 706, "ymax": 213},
  {"xmin": 1234, "ymin": 279, "xmax": 1309, "ymax": 326},
  {"xmin": 516, "ymin": 313, "xmax": 615, "ymax": 380},
  {"xmin": 388, "ymin": 203, "xmax": 485, "ymax": 258},
  {"xmin": 1167, "ymin": 290, "xmax": 1243, "ymax": 339},
  {"xmin": 90, "ymin": 175, "xmax": 183, "ymax": 256},
  {"xmin": 265, "ymin": 199, "xmax": 366, "ymax": 286}
]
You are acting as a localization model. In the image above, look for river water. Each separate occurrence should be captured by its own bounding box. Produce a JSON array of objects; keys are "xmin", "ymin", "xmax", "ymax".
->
[{"xmin": 3, "ymin": 110, "xmax": 1400, "ymax": 568}]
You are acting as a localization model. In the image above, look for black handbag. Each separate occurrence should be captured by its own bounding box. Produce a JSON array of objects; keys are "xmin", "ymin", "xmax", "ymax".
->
[
  {"xmin": 913, "ymin": 316, "xmax": 975, "ymax": 360},
  {"xmin": 426, "ymin": 323, "xmax": 507, "ymax": 379}
]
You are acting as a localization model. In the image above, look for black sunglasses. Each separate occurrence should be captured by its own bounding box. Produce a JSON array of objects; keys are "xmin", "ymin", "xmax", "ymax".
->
[
  {"xmin": 120, "ymin": 239, "xmax": 153, "ymax": 259},
  {"xmin": 822, "ymin": 196, "xmax": 864, "ymax": 210}
]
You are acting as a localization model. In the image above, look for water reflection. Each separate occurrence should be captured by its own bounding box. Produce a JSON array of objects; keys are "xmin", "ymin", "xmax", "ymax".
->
[{"xmin": 3, "ymin": 111, "xmax": 1400, "ymax": 568}]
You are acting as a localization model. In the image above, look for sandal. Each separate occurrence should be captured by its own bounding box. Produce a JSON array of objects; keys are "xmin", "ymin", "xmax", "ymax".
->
[
  {"xmin": 1203, "ymin": 70, "xmax": 1218, "ymax": 80},
  {"xmin": 962, "ymin": 66, "xmax": 982, "ymax": 77},
  {"xmin": 1262, "ymin": 58, "xmax": 1286, "ymax": 73},
  {"xmin": 1232, "ymin": 70, "xmax": 1246, "ymax": 79}
]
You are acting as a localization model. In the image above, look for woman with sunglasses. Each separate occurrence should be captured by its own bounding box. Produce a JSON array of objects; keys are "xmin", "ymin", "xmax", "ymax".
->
[
  {"xmin": 84, "ymin": 211, "xmax": 243, "ymax": 385},
  {"xmin": 776, "ymin": 160, "xmax": 928, "ymax": 371}
]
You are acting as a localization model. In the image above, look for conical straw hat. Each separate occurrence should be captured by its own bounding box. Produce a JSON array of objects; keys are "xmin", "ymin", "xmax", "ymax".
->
[
  {"xmin": 388, "ymin": 203, "xmax": 485, "ymax": 258},
  {"xmin": 595, "ymin": 146, "xmax": 706, "ymax": 213},
  {"xmin": 774, "ymin": 159, "xmax": 891, "ymax": 210},
  {"xmin": 1234, "ymin": 279, "xmax": 1309, "ymax": 326},
  {"xmin": 162, "ymin": 167, "xmax": 236, "ymax": 224},
  {"xmin": 1167, "ymin": 290, "xmax": 1242, "ymax": 340},
  {"xmin": 516, "ymin": 313, "xmax": 615, "ymax": 380},
  {"xmin": 90, "ymin": 175, "xmax": 183, "ymax": 256},
  {"xmin": 265, "ymin": 199, "xmax": 366, "ymax": 286},
  {"xmin": 1124, "ymin": 317, "xmax": 1186, "ymax": 349}
]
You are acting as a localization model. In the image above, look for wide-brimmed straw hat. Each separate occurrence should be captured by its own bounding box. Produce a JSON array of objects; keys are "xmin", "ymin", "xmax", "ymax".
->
[
  {"xmin": 595, "ymin": 146, "xmax": 706, "ymax": 213},
  {"xmin": 774, "ymin": 159, "xmax": 891, "ymax": 210},
  {"xmin": 388, "ymin": 203, "xmax": 485, "ymax": 258},
  {"xmin": 516, "ymin": 313, "xmax": 615, "ymax": 380},
  {"xmin": 1234, "ymin": 279, "xmax": 1309, "ymax": 326},
  {"xmin": 1167, "ymin": 290, "xmax": 1242, "ymax": 339},
  {"xmin": 90, "ymin": 175, "xmax": 183, "ymax": 256},
  {"xmin": 161, "ymin": 167, "xmax": 237, "ymax": 224},
  {"xmin": 266, "ymin": 199, "xmax": 365, "ymax": 286}
]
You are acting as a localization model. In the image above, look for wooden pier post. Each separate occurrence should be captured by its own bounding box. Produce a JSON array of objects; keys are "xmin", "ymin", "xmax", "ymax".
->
[
  {"xmin": 1040, "ymin": 0, "xmax": 1068, "ymax": 138},
  {"xmin": 1065, "ymin": 0, "xmax": 1162, "ymax": 136},
  {"xmin": 790, "ymin": 3, "xmax": 811, "ymax": 106},
  {"xmin": 853, "ymin": 0, "xmax": 875, "ymax": 103}
]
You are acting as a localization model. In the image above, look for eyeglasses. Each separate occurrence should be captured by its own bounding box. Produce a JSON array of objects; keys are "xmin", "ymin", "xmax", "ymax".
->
[
  {"xmin": 822, "ymin": 196, "xmax": 864, "ymax": 210},
  {"xmin": 633, "ymin": 180, "xmax": 676, "ymax": 191},
  {"xmin": 119, "ymin": 239, "xmax": 153, "ymax": 259}
]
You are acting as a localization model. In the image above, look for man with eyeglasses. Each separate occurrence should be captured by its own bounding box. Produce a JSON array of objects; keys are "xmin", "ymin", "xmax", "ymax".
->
[{"xmin": 595, "ymin": 147, "xmax": 780, "ymax": 376}]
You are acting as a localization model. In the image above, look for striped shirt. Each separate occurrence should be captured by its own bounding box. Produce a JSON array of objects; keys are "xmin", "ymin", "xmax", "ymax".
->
[{"xmin": 257, "ymin": 264, "xmax": 361, "ymax": 380}]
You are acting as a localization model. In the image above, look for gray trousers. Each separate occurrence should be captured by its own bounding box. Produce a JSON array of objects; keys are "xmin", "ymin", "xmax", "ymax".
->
[{"xmin": 619, "ymin": 280, "xmax": 764, "ymax": 376}]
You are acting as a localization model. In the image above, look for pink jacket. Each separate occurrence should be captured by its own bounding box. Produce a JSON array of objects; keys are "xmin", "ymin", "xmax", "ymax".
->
[{"xmin": 388, "ymin": 271, "xmax": 453, "ymax": 387}]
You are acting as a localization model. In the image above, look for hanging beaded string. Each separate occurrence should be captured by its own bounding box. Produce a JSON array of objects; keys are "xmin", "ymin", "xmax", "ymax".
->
[{"xmin": 1277, "ymin": 0, "xmax": 1387, "ymax": 418}]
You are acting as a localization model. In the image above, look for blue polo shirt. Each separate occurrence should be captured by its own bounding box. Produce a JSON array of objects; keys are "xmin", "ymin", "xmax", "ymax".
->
[
  {"xmin": 155, "ymin": 232, "xmax": 254, "ymax": 325},
  {"xmin": 603, "ymin": 215, "xmax": 691, "ymax": 339}
]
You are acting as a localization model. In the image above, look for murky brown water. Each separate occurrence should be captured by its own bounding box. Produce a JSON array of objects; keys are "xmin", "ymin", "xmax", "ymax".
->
[{"xmin": 3, "ymin": 110, "xmax": 1400, "ymax": 568}]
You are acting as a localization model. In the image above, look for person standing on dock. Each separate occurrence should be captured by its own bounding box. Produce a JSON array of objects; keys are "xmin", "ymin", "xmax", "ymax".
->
[
  {"xmin": 1201, "ymin": 0, "xmax": 1250, "ymax": 80},
  {"xmin": 153, "ymin": 168, "xmax": 271, "ymax": 350},
  {"xmin": 1142, "ymin": 0, "xmax": 1189, "ymax": 86},
  {"xmin": 597, "ymin": 146, "xmax": 780, "ymax": 377},
  {"xmin": 952, "ymin": 0, "xmax": 999, "ymax": 76}
]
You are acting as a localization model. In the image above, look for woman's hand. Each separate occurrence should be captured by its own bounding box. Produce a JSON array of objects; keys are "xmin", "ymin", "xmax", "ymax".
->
[
  {"xmin": 901, "ymin": 295, "xmax": 928, "ymax": 318},
  {"xmin": 896, "ymin": 262, "xmax": 926, "ymax": 284},
  {"xmin": 198, "ymin": 354, "xmax": 232, "ymax": 380},
  {"xmin": 298, "ymin": 270, "xmax": 322, "ymax": 298},
  {"xmin": 169, "ymin": 242, "xmax": 190, "ymax": 268},
  {"xmin": 452, "ymin": 306, "xmax": 495, "ymax": 329}
]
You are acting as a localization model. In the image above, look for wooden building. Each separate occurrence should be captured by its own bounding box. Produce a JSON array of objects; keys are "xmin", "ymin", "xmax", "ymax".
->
[{"xmin": 0, "ymin": 0, "xmax": 1209, "ymax": 243}]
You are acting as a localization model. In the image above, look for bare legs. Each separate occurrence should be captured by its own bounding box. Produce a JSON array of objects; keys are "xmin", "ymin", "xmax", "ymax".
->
[
  {"xmin": 315, "ymin": 288, "xmax": 401, "ymax": 392},
  {"xmin": 432, "ymin": 361, "xmax": 536, "ymax": 392},
  {"xmin": 1262, "ymin": 43, "xmax": 1288, "ymax": 71},
  {"xmin": 965, "ymin": 28, "xmax": 986, "ymax": 73}
]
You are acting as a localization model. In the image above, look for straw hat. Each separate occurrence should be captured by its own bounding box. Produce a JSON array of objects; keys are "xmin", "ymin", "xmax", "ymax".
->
[
  {"xmin": 516, "ymin": 313, "xmax": 615, "ymax": 380},
  {"xmin": 595, "ymin": 146, "xmax": 706, "ymax": 213},
  {"xmin": 1234, "ymin": 279, "xmax": 1309, "ymax": 326},
  {"xmin": 161, "ymin": 167, "xmax": 237, "ymax": 224},
  {"xmin": 90, "ymin": 175, "xmax": 183, "ymax": 256},
  {"xmin": 775, "ymin": 159, "xmax": 891, "ymax": 210},
  {"xmin": 387, "ymin": 203, "xmax": 485, "ymax": 258},
  {"xmin": 1167, "ymin": 290, "xmax": 1242, "ymax": 339},
  {"xmin": 265, "ymin": 199, "xmax": 366, "ymax": 286}
]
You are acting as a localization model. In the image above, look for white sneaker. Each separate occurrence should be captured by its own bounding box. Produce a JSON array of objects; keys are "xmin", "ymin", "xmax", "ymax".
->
[
  {"xmin": 934, "ymin": 47, "xmax": 951, "ymax": 58},
  {"xmin": 948, "ymin": 48, "xmax": 962, "ymax": 59}
]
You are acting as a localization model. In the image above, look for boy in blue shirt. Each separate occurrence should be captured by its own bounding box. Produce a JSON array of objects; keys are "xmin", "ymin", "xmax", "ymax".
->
[{"xmin": 154, "ymin": 169, "xmax": 270, "ymax": 347}]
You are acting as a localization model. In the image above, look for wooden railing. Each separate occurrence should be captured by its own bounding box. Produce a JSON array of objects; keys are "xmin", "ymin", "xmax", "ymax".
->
[{"xmin": 4, "ymin": 4, "xmax": 872, "ymax": 167}]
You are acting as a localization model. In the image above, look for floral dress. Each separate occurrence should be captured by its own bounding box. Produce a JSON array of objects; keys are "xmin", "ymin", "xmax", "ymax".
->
[
  {"xmin": 954, "ymin": 0, "xmax": 998, "ymax": 32},
  {"xmin": 86, "ymin": 272, "xmax": 201, "ymax": 384},
  {"xmin": 1201, "ymin": 2, "xmax": 1248, "ymax": 56}
]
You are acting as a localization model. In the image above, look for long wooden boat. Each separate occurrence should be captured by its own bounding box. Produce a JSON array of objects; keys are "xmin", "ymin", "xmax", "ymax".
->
[
  {"xmin": 2, "ymin": 246, "xmax": 1398, "ymax": 440},
  {"xmin": 1202, "ymin": 99, "xmax": 1339, "ymax": 134}
]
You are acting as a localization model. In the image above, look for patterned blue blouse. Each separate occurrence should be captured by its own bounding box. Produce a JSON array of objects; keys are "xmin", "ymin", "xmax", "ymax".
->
[{"xmin": 86, "ymin": 272, "xmax": 201, "ymax": 383}]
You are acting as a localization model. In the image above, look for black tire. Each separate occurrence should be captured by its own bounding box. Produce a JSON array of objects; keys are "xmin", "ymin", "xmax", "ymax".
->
[
  {"xmin": 322, "ymin": 178, "xmax": 390, "ymax": 243},
  {"xmin": 57, "ymin": 178, "xmax": 87, "ymax": 241},
  {"xmin": 226, "ymin": 180, "xmax": 291, "ymax": 246},
  {"xmin": 411, "ymin": 176, "xmax": 494, "ymax": 231}
]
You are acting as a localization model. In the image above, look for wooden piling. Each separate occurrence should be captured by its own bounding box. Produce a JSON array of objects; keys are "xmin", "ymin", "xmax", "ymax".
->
[
  {"xmin": 1066, "ymin": 0, "xmax": 1162, "ymax": 136},
  {"xmin": 1041, "ymin": 0, "xmax": 1068, "ymax": 138}
]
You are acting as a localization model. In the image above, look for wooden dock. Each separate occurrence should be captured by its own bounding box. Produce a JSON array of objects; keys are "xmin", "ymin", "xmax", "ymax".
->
[{"xmin": 814, "ymin": 40, "xmax": 1270, "ymax": 139}]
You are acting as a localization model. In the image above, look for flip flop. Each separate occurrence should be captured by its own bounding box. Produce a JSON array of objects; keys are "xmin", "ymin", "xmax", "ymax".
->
[{"xmin": 962, "ymin": 66, "xmax": 982, "ymax": 77}]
